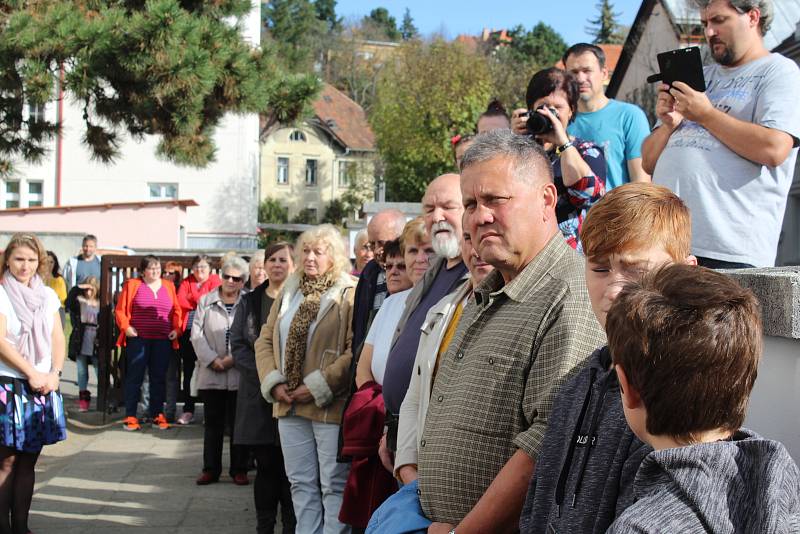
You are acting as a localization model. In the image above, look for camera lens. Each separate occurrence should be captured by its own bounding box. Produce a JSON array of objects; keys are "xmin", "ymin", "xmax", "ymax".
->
[{"xmin": 526, "ymin": 106, "xmax": 556, "ymax": 136}]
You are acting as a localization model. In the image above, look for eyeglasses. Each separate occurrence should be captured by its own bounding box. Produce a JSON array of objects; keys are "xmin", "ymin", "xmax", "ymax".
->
[
  {"xmin": 222, "ymin": 274, "xmax": 243, "ymax": 283},
  {"xmin": 385, "ymin": 261, "xmax": 406, "ymax": 272},
  {"xmin": 193, "ymin": 263, "xmax": 210, "ymax": 271},
  {"xmin": 366, "ymin": 240, "xmax": 387, "ymax": 252}
]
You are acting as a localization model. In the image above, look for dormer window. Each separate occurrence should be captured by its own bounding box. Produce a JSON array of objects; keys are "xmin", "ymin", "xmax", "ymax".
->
[{"xmin": 289, "ymin": 130, "xmax": 306, "ymax": 142}]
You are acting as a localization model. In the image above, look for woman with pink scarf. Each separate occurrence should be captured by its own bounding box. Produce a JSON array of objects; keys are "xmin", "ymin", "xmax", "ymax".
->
[{"xmin": 0, "ymin": 233, "xmax": 67, "ymax": 534}]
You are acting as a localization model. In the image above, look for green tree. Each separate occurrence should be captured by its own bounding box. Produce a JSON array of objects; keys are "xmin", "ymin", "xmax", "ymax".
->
[
  {"xmin": 0, "ymin": 0, "xmax": 318, "ymax": 174},
  {"xmin": 364, "ymin": 7, "xmax": 400, "ymax": 41},
  {"xmin": 586, "ymin": 0, "xmax": 626, "ymax": 44},
  {"xmin": 400, "ymin": 8, "xmax": 418, "ymax": 41},
  {"xmin": 371, "ymin": 40, "xmax": 492, "ymax": 201},
  {"xmin": 314, "ymin": 0, "xmax": 341, "ymax": 32},
  {"xmin": 321, "ymin": 198, "xmax": 348, "ymax": 226},
  {"xmin": 292, "ymin": 207, "xmax": 319, "ymax": 224},
  {"xmin": 484, "ymin": 22, "xmax": 568, "ymax": 109},
  {"xmin": 264, "ymin": 0, "xmax": 325, "ymax": 72},
  {"xmin": 257, "ymin": 197, "xmax": 293, "ymax": 247}
]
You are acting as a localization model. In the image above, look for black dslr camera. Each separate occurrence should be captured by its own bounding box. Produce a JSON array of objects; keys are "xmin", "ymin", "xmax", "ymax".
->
[{"xmin": 526, "ymin": 105, "xmax": 559, "ymax": 136}]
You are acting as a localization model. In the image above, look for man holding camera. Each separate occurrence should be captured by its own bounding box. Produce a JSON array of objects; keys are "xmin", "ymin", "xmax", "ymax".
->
[{"xmin": 642, "ymin": 0, "xmax": 800, "ymax": 268}]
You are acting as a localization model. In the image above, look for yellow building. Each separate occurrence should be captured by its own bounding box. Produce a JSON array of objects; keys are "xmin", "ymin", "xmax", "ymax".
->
[{"xmin": 260, "ymin": 83, "xmax": 377, "ymax": 221}]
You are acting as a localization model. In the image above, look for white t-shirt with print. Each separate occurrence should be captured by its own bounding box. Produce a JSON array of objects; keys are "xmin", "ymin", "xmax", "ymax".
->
[{"xmin": 0, "ymin": 284, "xmax": 61, "ymax": 378}]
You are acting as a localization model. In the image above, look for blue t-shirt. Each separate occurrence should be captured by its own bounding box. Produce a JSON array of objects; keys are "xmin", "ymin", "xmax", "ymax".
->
[
  {"xmin": 75, "ymin": 256, "xmax": 102, "ymax": 285},
  {"xmin": 567, "ymin": 99, "xmax": 651, "ymax": 190}
]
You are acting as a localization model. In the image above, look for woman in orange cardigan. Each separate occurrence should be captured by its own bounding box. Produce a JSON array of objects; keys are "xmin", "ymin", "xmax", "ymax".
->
[{"xmin": 115, "ymin": 255, "xmax": 182, "ymax": 431}]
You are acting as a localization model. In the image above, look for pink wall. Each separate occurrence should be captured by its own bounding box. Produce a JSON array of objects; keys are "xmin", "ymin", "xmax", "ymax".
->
[{"xmin": 0, "ymin": 203, "xmax": 190, "ymax": 249}]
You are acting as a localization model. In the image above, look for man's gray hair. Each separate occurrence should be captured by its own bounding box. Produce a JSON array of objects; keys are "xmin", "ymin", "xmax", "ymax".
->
[
  {"xmin": 460, "ymin": 129, "xmax": 553, "ymax": 185},
  {"xmin": 694, "ymin": 0, "xmax": 772, "ymax": 34},
  {"xmin": 222, "ymin": 256, "xmax": 249, "ymax": 284}
]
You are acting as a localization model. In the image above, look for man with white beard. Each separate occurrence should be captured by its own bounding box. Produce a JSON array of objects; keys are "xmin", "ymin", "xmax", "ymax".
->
[{"xmin": 381, "ymin": 173, "xmax": 469, "ymax": 460}]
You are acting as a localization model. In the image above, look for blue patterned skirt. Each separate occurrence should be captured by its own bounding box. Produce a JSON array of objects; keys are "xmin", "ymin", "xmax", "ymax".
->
[{"xmin": 0, "ymin": 376, "xmax": 67, "ymax": 453}]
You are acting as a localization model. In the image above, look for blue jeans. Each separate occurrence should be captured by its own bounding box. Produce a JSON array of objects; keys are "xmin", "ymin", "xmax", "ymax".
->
[
  {"xmin": 124, "ymin": 337, "xmax": 172, "ymax": 418},
  {"xmin": 76, "ymin": 353, "xmax": 98, "ymax": 391}
]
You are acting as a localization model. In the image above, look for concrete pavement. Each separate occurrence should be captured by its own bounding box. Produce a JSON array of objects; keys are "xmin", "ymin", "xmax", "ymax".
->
[{"xmin": 29, "ymin": 359, "xmax": 261, "ymax": 533}]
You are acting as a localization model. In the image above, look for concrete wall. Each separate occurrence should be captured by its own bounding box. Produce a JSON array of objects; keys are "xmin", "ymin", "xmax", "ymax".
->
[
  {"xmin": 0, "ymin": 231, "xmax": 84, "ymax": 271},
  {"xmin": 728, "ymin": 267, "xmax": 800, "ymax": 462}
]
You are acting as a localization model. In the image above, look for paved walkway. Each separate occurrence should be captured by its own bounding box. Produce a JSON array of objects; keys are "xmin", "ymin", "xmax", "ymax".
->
[{"xmin": 28, "ymin": 360, "xmax": 260, "ymax": 533}]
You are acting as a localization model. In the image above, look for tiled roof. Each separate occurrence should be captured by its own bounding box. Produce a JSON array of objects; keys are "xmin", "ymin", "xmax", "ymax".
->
[{"xmin": 311, "ymin": 83, "xmax": 376, "ymax": 151}]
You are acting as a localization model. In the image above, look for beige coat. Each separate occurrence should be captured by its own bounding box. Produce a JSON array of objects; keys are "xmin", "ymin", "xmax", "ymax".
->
[
  {"xmin": 394, "ymin": 279, "xmax": 471, "ymax": 476},
  {"xmin": 255, "ymin": 272, "xmax": 356, "ymax": 424},
  {"xmin": 191, "ymin": 288, "xmax": 243, "ymax": 391}
]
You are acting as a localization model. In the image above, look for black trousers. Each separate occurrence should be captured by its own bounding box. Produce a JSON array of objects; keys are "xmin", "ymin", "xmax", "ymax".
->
[
  {"xmin": 200, "ymin": 389, "xmax": 248, "ymax": 477},
  {"xmin": 252, "ymin": 444, "xmax": 295, "ymax": 534},
  {"xmin": 179, "ymin": 332, "xmax": 198, "ymax": 413}
]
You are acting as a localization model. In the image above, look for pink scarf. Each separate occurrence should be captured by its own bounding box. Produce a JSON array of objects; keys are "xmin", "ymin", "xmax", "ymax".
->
[{"xmin": 2, "ymin": 273, "xmax": 51, "ymax": 365}]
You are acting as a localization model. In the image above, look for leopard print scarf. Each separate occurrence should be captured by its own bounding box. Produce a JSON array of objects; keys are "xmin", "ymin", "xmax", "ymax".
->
[{"xmin": 284, "ymin": 271, "xmax": 338, "ymax": 390}]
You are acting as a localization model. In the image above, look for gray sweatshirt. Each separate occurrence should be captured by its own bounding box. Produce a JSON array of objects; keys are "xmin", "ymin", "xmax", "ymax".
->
[
  {"xmin": 520, "ymin": 346, "xmax": 651, "ymax": 534},
  {"xmin": 608, "ymin": 428, "xmax": 800, "ymax": 533}
]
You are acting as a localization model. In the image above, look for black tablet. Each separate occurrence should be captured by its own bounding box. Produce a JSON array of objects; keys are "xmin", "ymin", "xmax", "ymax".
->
[{"xmin": 650, "ymin": 46, "xmax": 707, "ymax": 92}]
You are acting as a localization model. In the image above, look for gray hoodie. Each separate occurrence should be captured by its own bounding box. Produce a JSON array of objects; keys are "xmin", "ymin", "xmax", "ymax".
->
[
  {"xmin": 608, "ymin": 428, "xmax": 800, "ymax": 533},
  {"xmin": 520, "ymin": 346, "xmax": 651, "ymax": 534}
]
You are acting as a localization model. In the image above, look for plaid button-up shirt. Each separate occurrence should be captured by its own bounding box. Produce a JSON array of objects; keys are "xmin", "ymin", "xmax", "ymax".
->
[{"xmin": 417, "ymin": 235, "xmax": 606, "ymax": 524}]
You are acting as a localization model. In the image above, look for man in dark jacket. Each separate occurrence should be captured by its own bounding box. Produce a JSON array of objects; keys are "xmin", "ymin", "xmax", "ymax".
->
[
  {"xmin": 231, "ymin": 277, "xmax": 295, "ymax": 534},
  {"xmin": 381, "ymin": 173, "xmax": 469, "ymax": 457},
  {"xmin": 351, "ymin": 208, "xmax": 407, "ymax": 353}
]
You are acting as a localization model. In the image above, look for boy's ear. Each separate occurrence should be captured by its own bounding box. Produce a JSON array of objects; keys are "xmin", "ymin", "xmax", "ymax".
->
[
  {"xmin": 615, "ymin": 364, "xmax": 642, "ymax": 410},
  {"xmin": 684, "ymin": 255, "xmax": 698, "ymax": 266}
]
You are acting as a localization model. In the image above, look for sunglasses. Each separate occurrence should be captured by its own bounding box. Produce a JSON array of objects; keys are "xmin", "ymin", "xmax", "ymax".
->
[
  {"xmin": 222, "ymin": 274, "xmax": 244, "ymax": 283},
  {"xmin": 385, "ymin": 261, "xmax": 406, "ymax": 272}
]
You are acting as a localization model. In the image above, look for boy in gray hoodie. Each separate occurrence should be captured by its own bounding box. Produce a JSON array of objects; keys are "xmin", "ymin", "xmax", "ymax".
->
[
  {"xmin": 606, "ymin": 264, "xmax": 800, "ymax": 533},
  {"xmin": 520, "ymin": 183, "xmax": 697, "ymax": 534}
]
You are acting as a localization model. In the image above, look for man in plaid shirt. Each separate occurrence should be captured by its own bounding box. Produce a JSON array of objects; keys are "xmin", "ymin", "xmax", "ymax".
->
[{"xmin": 420, "ymin": 129, "xmax": 605, "ymax": 534}]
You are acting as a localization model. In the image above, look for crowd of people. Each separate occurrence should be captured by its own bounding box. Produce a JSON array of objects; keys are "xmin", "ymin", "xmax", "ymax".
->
[{"xmin": 1, "ymin": 1, "xmax": 800, "ymax": 533}]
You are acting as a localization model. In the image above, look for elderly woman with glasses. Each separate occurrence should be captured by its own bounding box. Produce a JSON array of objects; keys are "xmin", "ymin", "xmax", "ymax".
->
[
  {"xmin": 176, "ymin": 254, "xmax": 221, "ymax": 425},
  {"xmin": 192, "ymin": 256, "xmax": 249, "ymax": 486},
  {"xmin": 255, "ymin": 224, "xmax": 356, "ymax": 534},
  {"xmin": 115, "ymin": 255, "xmax": 182, "ymax": 431}
]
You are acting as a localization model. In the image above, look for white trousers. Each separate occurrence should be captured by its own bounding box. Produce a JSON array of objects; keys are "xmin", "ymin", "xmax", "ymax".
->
[{"xmin": 278, "ymin": 416, "xmax": 351, "ymax": 534}]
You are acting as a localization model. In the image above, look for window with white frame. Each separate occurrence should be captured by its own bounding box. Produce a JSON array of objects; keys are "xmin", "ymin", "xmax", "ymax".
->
[
  {"xmin": 148, "ymin": 182, "xmax": 178, "ymax": 199},
  {"xmin": 338, "ymin": 160, "xmax": 357, "ymax": 188},
  {"xmin": 4, "ymin": 180, "xmax": 19, "ymax": 208},
  {"xmin": 305, "ymin": 159, "xmax": 318, "ymax": 187},
  {"xmin": 27, "ymin": 181, "xmax": 43, "ymax": 207},
  {"xmin": 289, "ymin": 130, "xmax": 306, "ymax": 142},
  {"xmin": 277, "ymin": 157, "xmax": 289, "ymax": 184},
  {"xmin": 28, "ymin": 102, "xmax": 46, "ymax": 123}
]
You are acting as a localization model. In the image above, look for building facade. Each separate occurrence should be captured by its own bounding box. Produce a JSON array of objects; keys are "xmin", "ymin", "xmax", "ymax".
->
[{"xmin": 260, "ymin": 83, "xmax": 377, "ymax": 222}]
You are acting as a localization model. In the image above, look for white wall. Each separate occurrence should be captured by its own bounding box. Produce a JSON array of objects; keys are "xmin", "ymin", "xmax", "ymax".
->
[
  {"xmin": 744, "ymin": 335, "xmax": 800, "ymax": 462},
  {"xmin": 7, "ymin": 4, "xmax": 262, "ymax": 250}
]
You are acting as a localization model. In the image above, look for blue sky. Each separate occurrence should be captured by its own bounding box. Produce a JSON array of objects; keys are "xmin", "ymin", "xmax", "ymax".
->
[{"xmin": 334, "ymin": 0, "xmax": 643, "ymax": 45}]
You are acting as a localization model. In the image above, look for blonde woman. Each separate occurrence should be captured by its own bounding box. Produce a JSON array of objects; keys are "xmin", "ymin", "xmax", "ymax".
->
[
  {"xmin": 255, "ymin": 225, "xmax": 356, "ymax": 534},
  {"xmin": 0, "ymin": 233, "xmax": 67, "ymax": 534}
]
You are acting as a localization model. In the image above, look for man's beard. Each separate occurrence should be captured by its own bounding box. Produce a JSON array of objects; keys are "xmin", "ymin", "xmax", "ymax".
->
[
  {"xmin": 431, "ymin": 221, "xmax": 461, "ymax": 259},
  {"xmin": 711, "ymin": 39, "xmax": 734, "ymax": 66}
]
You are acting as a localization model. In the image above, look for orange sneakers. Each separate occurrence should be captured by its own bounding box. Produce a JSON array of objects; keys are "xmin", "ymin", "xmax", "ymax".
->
[
  {"xmin": 152, "ymin": 413, "xmax": 171, "ymax": 430},
  {"xmin": 123, "ymin": 416, "xmax": 141, "ymax": 431}
]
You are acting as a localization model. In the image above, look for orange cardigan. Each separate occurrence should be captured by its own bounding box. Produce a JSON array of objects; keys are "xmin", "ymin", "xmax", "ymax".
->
[{"xmin": 115, "ymin": 278, "xmax": 183, "ymax": 349}]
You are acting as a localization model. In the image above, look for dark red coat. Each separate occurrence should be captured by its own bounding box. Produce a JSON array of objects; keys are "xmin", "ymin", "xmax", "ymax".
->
[{"xmin": 339, "ymin": 381, "xmax": 397, "ymax": 528}]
